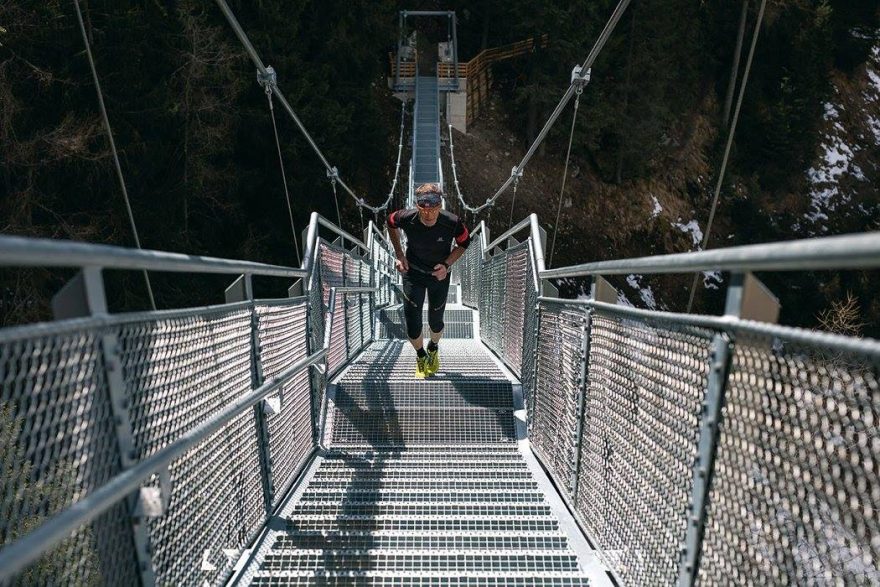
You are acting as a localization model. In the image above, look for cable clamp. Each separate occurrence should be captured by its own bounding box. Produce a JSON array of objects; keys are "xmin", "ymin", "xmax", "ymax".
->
[
  {"xmin": 257, "ymin": 66, "xmax": 278, "ymax": 94},
  {"xmin": 571, "ymin": 65, "xmax": 591, "ymax": 94},
  {"xmin": 327, "ymin": 167, "xmax": 339, "ymax": 184},
  {"xmin": 511, "ymin": 166, "xmax": 523, "ymax": 180}
]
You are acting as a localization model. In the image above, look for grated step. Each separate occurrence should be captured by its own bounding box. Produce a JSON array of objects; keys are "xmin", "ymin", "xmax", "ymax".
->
[
  {"xmin": 287, "ymin": 503, "xmax": 553, "ymax": 518},
  {"xmin": 298, "ymin": 490, "xmax": 546, "ymax": 504},
  {"xmin": 330, "ymin": 408, "xmax": 517, "ymax": 445},
  {"xmin": 305, "ymin": 480, "xmax": 539, "ymax": 491},
  {"xmin": 333, "ymin": 382, "xmax": 513, "ymax": 409},
  {"xmin": 270, "ymin": 532, "xmax": 570, "ymax": 551},
  {"xmin": 258, "ymin": 550, "xmax": 582, "ymax": 572},
  {"xmin": 250, "ymin": 572, "xmax": 591, "ymax": 586},
  {"xmin": 309, "ymin": 470, "xmax": 535, "ymax": 481},
  {"xmin": 279, "ymin": 517, "xmax": 562, "ymax": 533}
]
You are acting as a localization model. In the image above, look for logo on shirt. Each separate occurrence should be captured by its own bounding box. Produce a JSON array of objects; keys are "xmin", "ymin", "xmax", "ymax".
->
[{"xmin": 436, "ymin": 236, "xmax": 444, "ymax": 242}]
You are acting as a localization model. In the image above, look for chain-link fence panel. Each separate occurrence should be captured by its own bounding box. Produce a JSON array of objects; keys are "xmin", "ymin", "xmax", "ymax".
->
[
  {"xmin": 520, "ymin": 241, "xmax": 539, "ymax": 416},
  {"xmin": 318, "ymin": 242, "xmax": 345, "ymax": 308},
  {"xmin": 577, "ymin": 311, "xmax": 713, "ymax": 586},
  {"xmin": 502, "ymin": 243, "xmax": 529, "ymax": 378},
  {"xmin": 307, "ymin": 274, "xmax": 327, "ymax": 433},
  {"xmin": 255, "ymin": 300, "xmax": 313, "ymax": 509},
  {"xmin": 116, "ymin": 305, "xmax": 264, "ymax": 586},
  {"xmin": 327, "ymin": 292, "xmax": 347, "ymax": 377},
  {"xmin": 345, "ymin": 292, "xmax": 364, "ymax": 358},
  {"xmin": 0, "ymin": 322, "xmax": 140, "ymax": 586},
  {"xmin": 479, "ymin": 253, "xmax": 507, "ymax": 355},
  {"xmin": 361, "ymin": 292, "xmax": 372, "ymax": 349},
  {"xmin": 697, "ymin": 330, "xmax": 880, "ymax": 585},
  {"xmin": 532, "ymin": 301, "xmax": 586, "ymax": 495},
  {"xmin": 459, "ymin": 238, "xmax": 481, "ymax": 308},
  {"xmin": 372, "ymin": 236, "xmax": 399, "ymax": 308}
]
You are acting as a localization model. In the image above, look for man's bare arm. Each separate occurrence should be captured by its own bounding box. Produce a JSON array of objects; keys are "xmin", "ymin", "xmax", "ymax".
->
[{"xmin": 388, "ymin": 227, "xmax": 409, "ymax": 273}]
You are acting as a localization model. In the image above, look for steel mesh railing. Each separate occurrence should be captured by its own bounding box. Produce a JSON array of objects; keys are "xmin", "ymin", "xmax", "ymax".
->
[
  {"xmin": 576, "ymin": 311, "xmax": 712, "ymax": 585},
  {"xmin": 370, "ymin": 231, "xmax": 399, "ymax": 309},
  {"xmin": 117, "ymin": 305, "xmax": 263, "ymax": 586},
  {"xmin": 459, "ymin": 236, "xmax": 482, "ymax": 308},
  {"xmin": 457, "ymin": 214, "xmax": 880, "ymax": 586},
  {"xmin": 255, "ymin": 300, "xmax": 312, "ymax": 508},
  {"xmin": 0, "ymin": 214, "xmax": 385, "ymax": 585},
  {"xmin": 698, "ymin": 329, "xmax": 880, "ymax": 585},
  {"xmin": 532, "ymin": 301, "xmax": 586, "ymax": 495},
  {"xmin": 0, "ymin": 323, "xmax": 140, "ymax": 587},
  {"xmin": 476, "ymin": 241, "xmax": 531, "ymax": 378}
]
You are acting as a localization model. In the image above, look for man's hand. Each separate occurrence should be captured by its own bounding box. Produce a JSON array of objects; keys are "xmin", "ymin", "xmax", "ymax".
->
[
  {"xmin": 432, "ymin": 263, "xmax": 448, "ymax": 281},
  {"xmin": 395, "ymin": 256, "xmax": 409, "ymax": 274}
]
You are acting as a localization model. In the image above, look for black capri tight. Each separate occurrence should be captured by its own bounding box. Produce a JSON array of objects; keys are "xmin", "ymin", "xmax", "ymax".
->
[{"xmin": 401, "ymin": 271, "xmax": 450, "ymax": 340}]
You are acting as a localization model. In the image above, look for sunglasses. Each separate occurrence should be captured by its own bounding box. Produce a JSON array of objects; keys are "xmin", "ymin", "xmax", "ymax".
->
[{"xmin": 416, "ymin": 193, "xmax": 442, "ymax": 208}]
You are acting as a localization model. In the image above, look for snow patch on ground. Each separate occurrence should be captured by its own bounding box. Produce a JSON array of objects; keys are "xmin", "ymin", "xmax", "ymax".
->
[
  {"xmin": 626, "ymin": 274, "xmax": 657, "ymax": 309},
  {"xmin": 616, "ymin": 290, "xmax": 634, "ymax": 307},
  {"xmin": 671, "ymin": 219, "xmax": 704, "ymax": 248},
  {"xmin": 650, "ymin": 194, "xmax": 662, "ymax": 219},
  {"xmin": 702, "ymin": 270, "xmax": 723, "ymax": 290},
  {"xmin": 803, "ymin": 35, "xmax": 879, "ymax": 233}
]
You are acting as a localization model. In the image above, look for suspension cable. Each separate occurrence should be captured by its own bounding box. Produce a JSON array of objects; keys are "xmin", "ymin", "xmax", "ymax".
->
[
  {"xmin": 447, "ymin": 123, "xmax": 468, "ymax": 214},
  {"xmin": 384, "ymin": 101, "xmax": 408, "ymax": 213},
  {"xmin": 73, "ymin": 0, "xmax": 156, "ymax": 310},
  {"xmin": 549, "ymin": 88, "xmax": 582, "ymax": 267},
  {"xmin": 507, "ymin": 168, "xmax": 523, "ymax": 227},
  {"xmin": 328, "ymin": 169, "xmax": 342, "ymax": 228},
  {"xmin": 260, "ymin": 68, "xmax": 302, "ymax": 265},
  {"xmin": 457, "ymin": 0, "xmax": 631, "ymax": 215},
  {"xmin": 686, "ymin": 0, "xmax": 767, "ymax": 313},
  {"xmin": 214, "ymin": 0, "xmax": 390, "ymax": 216}
]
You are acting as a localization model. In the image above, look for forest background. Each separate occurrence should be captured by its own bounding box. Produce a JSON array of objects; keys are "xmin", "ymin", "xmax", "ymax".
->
[{"xmin": 1, "ymin": 0, "xmax": 878, "ymax": 335}]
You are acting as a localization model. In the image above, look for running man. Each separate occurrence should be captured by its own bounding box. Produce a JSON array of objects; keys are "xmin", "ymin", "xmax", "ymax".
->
[{"xmin": 388, "ymin": 183, "xmax": 471, "ymax": 378}]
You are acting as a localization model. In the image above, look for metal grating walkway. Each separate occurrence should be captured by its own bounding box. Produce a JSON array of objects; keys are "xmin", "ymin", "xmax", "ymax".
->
[
  {"xmin": 412, "ymin": 75, "xmax": 440, "ymax": 186},
  {"xmin": 232, "ymin": 302, "xmax": 608, "ymax": 586}
]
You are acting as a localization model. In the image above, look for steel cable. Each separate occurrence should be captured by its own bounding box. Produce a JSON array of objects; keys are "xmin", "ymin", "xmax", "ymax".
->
[
  {"xmin": 459, "ymin": 0, "xmax": 632, "ymax": 216},
  {"xmin": 265, "ymin": 85, "xmax": 302, "ymax": 265},
  {"xmin": 685, "ymin": 0, "xmax": 767, "ymax": 313},
  {"xmin": 214, "ymin": 0, "xmax": 400, "ymax": 217},
  {"xmin": 73, "ymin": 0, "xmax": 156, "ymax": 310},
  {"xmin": 549, "ymin": 90, "xmax": 582, "ymax": 267}
]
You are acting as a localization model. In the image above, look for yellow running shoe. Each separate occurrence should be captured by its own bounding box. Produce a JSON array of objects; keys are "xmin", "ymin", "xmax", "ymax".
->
[
  {"xmin": 426, "ymin": 348, "xmax": 439, "ymax": 376},
  {"xmin": 415, "ymin": 355, "xmax": 429, "ymax": 379}
]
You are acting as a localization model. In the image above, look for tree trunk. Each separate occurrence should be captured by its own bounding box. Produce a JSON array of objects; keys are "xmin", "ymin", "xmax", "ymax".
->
[{"xmin": 723, "ymin": 0, "xmax": 749, "ymax": 127}]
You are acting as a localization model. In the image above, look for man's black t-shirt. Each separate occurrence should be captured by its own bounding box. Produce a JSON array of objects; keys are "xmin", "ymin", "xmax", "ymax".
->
[{"xmin": 388, "ymin": 208, "xmax": 471, "ymax": 271}]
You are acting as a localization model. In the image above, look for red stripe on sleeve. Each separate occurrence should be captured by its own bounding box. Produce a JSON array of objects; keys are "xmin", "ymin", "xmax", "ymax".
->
[
  {"xmin": 455, "ymin": 224, "xmax": 470, "ymax": 245},
  {"xmin": 388, "ymin": 211, "xmax": 399, "ymax": 228}
]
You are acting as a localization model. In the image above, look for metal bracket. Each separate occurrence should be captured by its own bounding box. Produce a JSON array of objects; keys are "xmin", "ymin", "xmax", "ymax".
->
[
  {"xmin": 263, "ymin": 396, "xmax": 282, "ymax": 416},
  {"xmin": 135, "ymin": 466, "xmax": 172, "ymax": 518},
  {"xmin": 327, "ymin": 167, "xmax": 339, "ymax": 182},
  {"xmin": 571, "ymin": 65, "xmax": 591, "ymax": 91},
  {"xmin": 511, "ymin": 166, "xmax": 523, "ymax": 180},
  {"xmin": 257, "ymin": 65, "xmax": 277, "ymax": 90}
]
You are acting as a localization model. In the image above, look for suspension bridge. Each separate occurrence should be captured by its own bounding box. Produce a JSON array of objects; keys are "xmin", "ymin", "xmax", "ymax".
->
[{"xmin": 1, "ymin": 1, "xmax": 879, "ymax": 586}]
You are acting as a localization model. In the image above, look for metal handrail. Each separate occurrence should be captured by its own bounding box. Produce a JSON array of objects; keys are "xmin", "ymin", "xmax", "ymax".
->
[
  {"xmin": 484, "ymin": 214, "xmax": 546, "ymax": 274},
  {"xmin": 0, "ymin": 346, "xmax": 327, "ymax": 582},
  {"xmin": 302, "ymin": 212, "xmax": 369, "ymax": 288},
  {"xmin": 0, "ymin": 234, "xmax": 304, "ymax": 278},
  {"xmin": 540, "ymin": 231, "xmax": 880, "ymax": 278}
]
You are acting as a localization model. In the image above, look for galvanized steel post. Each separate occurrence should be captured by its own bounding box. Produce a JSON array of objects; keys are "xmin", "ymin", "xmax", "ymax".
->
[
  {"xmin": 226, "ymin": 273, "xmax": 275, "ymax": 514},
  {"xmin": 570, "ymin": 290, "xmax": 594, "ymax": 500},
  {"xmin": 53, "ymin": 267, "xmax": 158, "ymax": 586},
  {"xmin": 677, "ymin": 272, "xmax": 743, "ymax": 586}
]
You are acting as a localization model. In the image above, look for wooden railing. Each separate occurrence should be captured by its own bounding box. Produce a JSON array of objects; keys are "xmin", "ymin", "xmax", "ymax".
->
[{"xmin": 389, "ymin": 35, "xmax": 549, "ymax": 124}]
